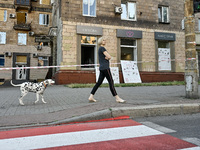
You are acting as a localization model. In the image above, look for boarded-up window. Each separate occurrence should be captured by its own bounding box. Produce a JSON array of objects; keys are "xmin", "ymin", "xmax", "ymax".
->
[
  {"xmin": 16, "ymin": 56, "xmax": 27, "ymax": 63},
  {"xmin": 17, "ymin": 12, "xmax": 26, "ymax": 24},
  {"xmin": 18, "ymin": 33, "xmax": 27, "ymax": 45},
  {"xmin": 40, "ymin": 0, "xmax": 50, "ymax": 5},
  {"xmin": 0, "ymin": 10, "xmax": 7, "ymax": 22}
]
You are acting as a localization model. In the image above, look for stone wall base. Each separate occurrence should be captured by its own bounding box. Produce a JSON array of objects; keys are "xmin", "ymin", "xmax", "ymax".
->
[{"xmin": 55, "ymin": 70, "xmax": 184, "ymax": 85}]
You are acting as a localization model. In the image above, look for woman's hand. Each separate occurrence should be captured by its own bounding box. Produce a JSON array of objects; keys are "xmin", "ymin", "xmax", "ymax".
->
[
  {"xmin": 105, "ymin": 56, "xmax": 110, "ymax": 60},
  {"xmin": 103, "ymin": 51, "xmax": 112, "ymax": 60}
]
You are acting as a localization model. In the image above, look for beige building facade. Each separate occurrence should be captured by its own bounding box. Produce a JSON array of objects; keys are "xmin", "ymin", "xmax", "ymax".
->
[
  {"xmin": 53, "ymin": 0, "xmax": 185, "ymax": 84},
  {"xmin": 0, "ymin": 0, "xmax": 52, "ymax": 84}
]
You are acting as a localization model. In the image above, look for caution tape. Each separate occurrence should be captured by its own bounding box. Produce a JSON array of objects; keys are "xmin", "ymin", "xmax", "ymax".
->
[{"xmin": 0, "ymin": 58, "xmax": 197, "ymax": 71}]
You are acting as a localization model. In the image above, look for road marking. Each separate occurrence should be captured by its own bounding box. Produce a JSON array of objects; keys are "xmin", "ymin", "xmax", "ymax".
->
[
  {"xmin": 0, "ymin": 119, "xmax": 198, "ymax": 150},
  {"xmin": 141, "ymin": 121, "xmax": 176, "ymax": 133},
  {"xmin": 179, "ymin": 147, "xmax": 200, "ymax": 150},
  {"xmin": 0, "ymin": 125, "xmax": 163, "ymax": 150},
  {"xmin": 183, "ymin": 138, "xmax": 200, "ymax": 146}
]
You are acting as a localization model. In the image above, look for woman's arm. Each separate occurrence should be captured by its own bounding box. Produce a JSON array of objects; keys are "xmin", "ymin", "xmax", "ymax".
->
[{"xmin": 103, "ymin": 51, "xmax": 112, "ymax": 60}]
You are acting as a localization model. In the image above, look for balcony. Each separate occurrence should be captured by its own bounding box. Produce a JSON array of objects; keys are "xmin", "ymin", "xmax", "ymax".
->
[
  {"xmin": 13, "ymin": 22, "xmax": 31, "ymax": 31},
  {"xmin": 14, "ymin": 0, "xmax": 31, "ymax": 12}
]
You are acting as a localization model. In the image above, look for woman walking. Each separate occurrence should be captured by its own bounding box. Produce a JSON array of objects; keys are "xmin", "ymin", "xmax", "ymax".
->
[{"xmin": 88, "ymin": 37, "xmax": 126, "ymax": 103}]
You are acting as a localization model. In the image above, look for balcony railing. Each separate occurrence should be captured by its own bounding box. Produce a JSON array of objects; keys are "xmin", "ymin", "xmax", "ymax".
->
[
  {"xmin": 13, "ymin": 22, "xmax": 31, "ymax": 31},
  {"xmin": 14, "ymin": 0, "xmax": 31, "ymax": 11},
  {"xmin": 15, "ymin": 0, "xmax": 30, "ymax": 6}
]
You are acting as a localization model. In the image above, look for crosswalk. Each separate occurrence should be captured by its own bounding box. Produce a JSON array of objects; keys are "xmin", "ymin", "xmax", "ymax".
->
[{"xmin": 0, "ymin": 117, "xmax": 199, "ymax": 150}]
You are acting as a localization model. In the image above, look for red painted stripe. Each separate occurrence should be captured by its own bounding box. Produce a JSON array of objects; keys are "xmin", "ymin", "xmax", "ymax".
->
[
  {"xmin": 63, "ymin": 115, "xmax": 130, "ymax": 125},
  {"xmin": 0, "ymin": 119, "xmax": 140, "ymax": 140},
  {"xmin": 37, "ymin": 134, "xmax": 197, "ymax": 150}
]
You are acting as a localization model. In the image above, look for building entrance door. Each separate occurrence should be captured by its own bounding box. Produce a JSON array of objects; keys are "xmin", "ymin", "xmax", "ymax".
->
[{"xmin": 12, "ymin": 53, "xmax": 30, "ymax": 81}]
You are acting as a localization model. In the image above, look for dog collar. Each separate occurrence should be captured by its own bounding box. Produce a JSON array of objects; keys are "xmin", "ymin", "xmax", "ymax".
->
[{"xmin": 43, "ymin": 82, "xmax": 47, "ymax": 88}]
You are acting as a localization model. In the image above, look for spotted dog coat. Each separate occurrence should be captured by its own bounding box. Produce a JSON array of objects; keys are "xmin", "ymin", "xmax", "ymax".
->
[{"xmin": 11, "ymin": 79, "xmax": 55, "ymax": 105}]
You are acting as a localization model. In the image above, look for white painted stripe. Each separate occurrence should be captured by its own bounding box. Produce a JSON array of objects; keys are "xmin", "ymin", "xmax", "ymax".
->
[
  {"xmin": 141, "ymin": 121, "xmax": 176, "ymax": 133},
  {"xmin": 183, "ymin": 138, "xmax": 200, "ymax": 146},
  {"xmin": 179, "ymin": 146, "xmax": 200, "ymax": 150},
  {"xmin": 0, "ymin": 125, "xmax": 163, "ymax": 150}
]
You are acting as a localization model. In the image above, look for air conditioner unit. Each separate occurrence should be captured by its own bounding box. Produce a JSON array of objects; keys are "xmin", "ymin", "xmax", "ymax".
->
[
  {"xmin": 29, "ymin": 32, "xmax": 35, "ymax": 36},
  {"xmin": 5, "ymin": 52, "xmax": 12, "ymax": 57},
  {"xmin": 33, "ymin": 53, "xmax": 38, "ymax": 58},
  {"xmin": 9, "ymin": 14, "xmax": 16, "ymax": 18},
  {"xmin": 115, "ymin": 7, "xmax": 123, "ymax": 14},
  {"xmin": 37, "ymin": 45, "xmax": 42, "ymax": 50}
]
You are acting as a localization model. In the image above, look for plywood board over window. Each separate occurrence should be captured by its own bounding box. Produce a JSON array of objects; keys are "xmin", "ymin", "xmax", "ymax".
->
[
  {"xmin": 0, "ymin": 10, "xmax": 4, "ymax": 21},
  {"xmin": 0, "ymin": 9, "xmax": 6, "ymax": 22},
  {"xmin": 40, "ymin": 0, "xmax": 50, "ymax": 5},
  {"xmin": 17, "ymin": 12, "xmax": 26, "ymax": 24}
]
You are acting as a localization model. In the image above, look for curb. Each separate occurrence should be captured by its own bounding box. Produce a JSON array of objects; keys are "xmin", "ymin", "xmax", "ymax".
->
[
  {"xmin": 0, "ymin": 103, "xmax": 199, "ymax": 130},
  {"xmin": 49, "ymin": 103, "xmax": 200, "ymax": 125}
]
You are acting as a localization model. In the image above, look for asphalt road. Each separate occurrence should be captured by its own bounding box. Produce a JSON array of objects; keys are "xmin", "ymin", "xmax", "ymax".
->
[{"xmin": 135, "ymin": 113, "xmax": 200, "ymax": 146}]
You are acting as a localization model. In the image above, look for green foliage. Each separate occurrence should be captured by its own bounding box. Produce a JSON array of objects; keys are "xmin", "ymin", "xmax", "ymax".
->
[{"xmin": 65, "ymin": 81, "xmax": 186, "ymax": 88}]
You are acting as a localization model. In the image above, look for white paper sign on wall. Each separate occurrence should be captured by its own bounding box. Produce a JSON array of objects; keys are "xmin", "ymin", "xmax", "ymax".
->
[
  {"xmin": 121, "ymin": 60, "xmax": 142, "ymax": 83},
  {"xmin": 95, "ymin": 67, "xmax": 120, "ymax": 84},
  {"xmin": 158, "ymin": 48, "xmax": 171, "ymax": 71}
]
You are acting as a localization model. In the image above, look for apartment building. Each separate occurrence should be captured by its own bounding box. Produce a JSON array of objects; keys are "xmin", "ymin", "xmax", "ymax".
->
[
  {"xmin": 52, "ymin": 0, "xmax": 185, "ymax": 84},
  {"xmin": 0, "ymin": 0, "xmax": 52, "ymax": 84}
]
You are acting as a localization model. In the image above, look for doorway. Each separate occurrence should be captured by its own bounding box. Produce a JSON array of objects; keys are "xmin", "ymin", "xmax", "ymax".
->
[
  {"xmin": 12, "ymin": 53, "xmax": 30, "ymax": 81},
  {"xmin": 81, "ymin": 45, "xmax": 95, "ymax": 68}
]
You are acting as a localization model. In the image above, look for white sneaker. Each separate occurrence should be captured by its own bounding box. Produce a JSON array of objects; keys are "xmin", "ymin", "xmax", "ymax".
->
[{"xmin": 116, "ymin": 99, "xmax": 126, "ymax": 103}]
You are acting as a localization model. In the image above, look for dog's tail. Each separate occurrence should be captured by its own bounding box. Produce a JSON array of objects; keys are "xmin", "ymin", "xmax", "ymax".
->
[{"xmin": 10, "ymin": 80, "xmax": 21, "ymax": 87}]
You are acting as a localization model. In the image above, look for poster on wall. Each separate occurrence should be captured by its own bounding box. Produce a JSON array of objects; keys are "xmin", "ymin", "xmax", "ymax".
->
[
  {"xmin": 121, "ymin": 60, "xmax": 142, "ymax": 83},
  {"xmin": 95, "ymin": 67, "xmax": 120, "ymax": 84},
  {"xmin": 158, "ymin": 48, "xmax": 171, "ymax": 71}
]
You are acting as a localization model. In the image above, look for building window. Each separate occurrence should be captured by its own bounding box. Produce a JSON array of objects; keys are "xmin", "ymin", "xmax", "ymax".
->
[
  {"xmin": 39, "ymin": 14, "xmax": 49, "ymax": 25},
  {"xmin": 38, "ymin": 56, "xmax": 48, "ymax": 66},
  {"xmin": 18, "ymin": 33, "xmax": 27, "ymax": 45},
  {"xmin": 40, "ymin": 0, "xmax": 50, "ymax": 5},
  {"xmin": 198, "ymin": 19, "xmax": 200, "ymax": 31},
  {"xmin": 158, "ymin": 6, "xmax": 170, "ymax": 23},
  {"xmin": 81, "ymin": 35, "xmax": 97, "ymax": 68},
  {"xmin": 83, "ymin": 0, "xmax": 96, "ymax": 17},
  {"xmin": 0, "ymin": 32, "xmax": 6, "ymax": 44},
  {"xmin": 121, "ymin": 39, "xmax": 137, "ymax": 61},
  {"xmin": 0, "ymin": 10, "xmax": 7, "ymax": 22},
  {"xmin": 0, "ymin": 55, "xmax": 4, "ymax": 66},
  {"xmin": 121, "ymin": 2, "xmax": 136, "ymax": 21}
]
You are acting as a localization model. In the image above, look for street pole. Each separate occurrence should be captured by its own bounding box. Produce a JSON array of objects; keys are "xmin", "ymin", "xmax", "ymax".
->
[{"xmin": 184, "ymin": 0, "xmax": 199, "ymax": 99}]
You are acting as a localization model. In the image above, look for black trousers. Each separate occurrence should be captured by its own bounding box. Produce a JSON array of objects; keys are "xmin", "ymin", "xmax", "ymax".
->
[{"xmin": 91, "ymin": 69, "xmax": 117, "ymax": 96}]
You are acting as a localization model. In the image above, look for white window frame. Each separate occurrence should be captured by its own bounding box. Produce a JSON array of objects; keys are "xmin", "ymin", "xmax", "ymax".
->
[
  {"xmin": 39, "ymin": 14, "xmax": 49, "ymax": 25},
  {"xmin": 0, "ymin": 54, "xmax": 5, "ymax": 66},
  {"xmin": 83, "ymin": 0, "xmax": 96, "ymax": 17},
  {"xmin": 0, "ymin": 32, "xmax": 6, "ymax": 44},
  {"xmin": 120, "ymin": 39, "xmax": 137, "ymax": 61},
  {"xmin": 158, "ymin": 6, "xmax": 170, "ymax": 23},
  {"xmin": 121, "ymin": 2, "xmax": 137, "ymax": 21},
  {"xmin": 4, "ymin": 10, "xmax": 7, "ymax": 22},
  {"xmin": 198, "ymin": 19, "xmax": 200, "ymax": 32},
  {"xmin": 18, "ymin": 33, "xmax": 27, "ymax": 45}
]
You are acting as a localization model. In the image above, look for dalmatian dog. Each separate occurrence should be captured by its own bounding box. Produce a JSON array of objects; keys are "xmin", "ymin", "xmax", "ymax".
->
[{"xmin": 10, "ymin": 79, "xmax": 55, "ymax": 106}]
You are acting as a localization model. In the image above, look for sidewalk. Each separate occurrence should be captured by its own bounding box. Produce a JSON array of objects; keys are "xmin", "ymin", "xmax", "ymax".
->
[{"xmin": 0, "ymin": 85, "xmax": 200, "ymax": 130}]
